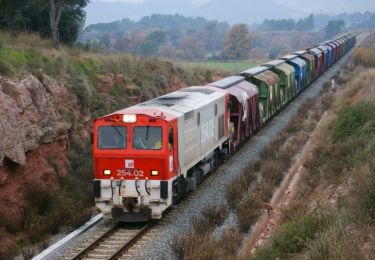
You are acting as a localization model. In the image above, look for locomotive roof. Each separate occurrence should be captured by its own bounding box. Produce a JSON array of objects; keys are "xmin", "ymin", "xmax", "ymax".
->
[
  {"xmin": 132, "ymin": 86, "xmax": 225, "ymax": 118},
  {"xmin": 99, "ymin": 86, "xmax": 225, "ymax": 121},
  {"xmin": 294, "ymin": 50, "xmax": 307, "ymax": 55},
  {"xmin": 209, "ymin": 76, "xmax": 245, "ymax": 89}
]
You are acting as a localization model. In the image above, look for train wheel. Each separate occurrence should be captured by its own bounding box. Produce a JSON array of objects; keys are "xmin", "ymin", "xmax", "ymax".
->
[{"xmin": 172, "ymin": 177, "xmax": 186, "ymax": 205}]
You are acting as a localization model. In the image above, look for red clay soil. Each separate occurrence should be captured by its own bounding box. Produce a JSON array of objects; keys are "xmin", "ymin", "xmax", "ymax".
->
[{"xmin": 0, "ymin": 140, "xmax": 68, "ymax": 253}]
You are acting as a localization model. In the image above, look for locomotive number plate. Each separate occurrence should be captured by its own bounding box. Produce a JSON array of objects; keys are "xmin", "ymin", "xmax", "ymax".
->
[{"xmin": 116, "ymin": 169, "xmax": 144, "ymax": 177}]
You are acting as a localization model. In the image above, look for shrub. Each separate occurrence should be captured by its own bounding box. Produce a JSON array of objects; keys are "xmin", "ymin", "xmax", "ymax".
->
[
  {"xmin": 332, "ymin": 101, "xmax": 375, "ymax": 142},
  {"xmin": 170, "ymin": 232, "xmax": 219, "ymax": 259},
  {"xmin": 192, "ymin": 204, "xmax": 228, "ymax": 235},
  {"xmin": 280, "ymin": 195, "xmax": 309, "ymax": 223},
  {"xmin": 236, "ymin": 192, "xmax": 263, "ymax": 232},
  {"xmin": 254, "ymin": 212, "xmax": 335, "ymax": 259},
  {"xmin": 305, "ymin": 220, "xmax": 364, "ymax": 260},
  {"xmin": 225, "ymin": 175, "xmax": 250, "ymax": 209},
  {"xmin": 353, "ymin": 47, "xmax": 375, "ymax": 67},
  {"xmin": 350, "ymin": 163, "xmax": 375, "ymax": 221},
  {"xmin": 219, "ymin": 228, "xmax": 243, "ymax": 255}
]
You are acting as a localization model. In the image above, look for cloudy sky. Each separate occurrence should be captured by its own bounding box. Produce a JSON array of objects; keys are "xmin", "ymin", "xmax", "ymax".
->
[{"xmin": 85, "ymin": 0, "xmax": 375, "ymax": 25}]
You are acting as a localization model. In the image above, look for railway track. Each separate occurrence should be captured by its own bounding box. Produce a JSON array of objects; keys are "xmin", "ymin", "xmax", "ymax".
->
[{"xmin": 70, "ymin": 222, "xmax": 151, "ymax": 260}]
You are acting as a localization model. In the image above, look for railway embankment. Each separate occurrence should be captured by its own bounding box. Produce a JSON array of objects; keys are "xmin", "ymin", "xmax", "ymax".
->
[{"xmin": 0, "ymin": 32, "xmax": 226, "ymax": 258}]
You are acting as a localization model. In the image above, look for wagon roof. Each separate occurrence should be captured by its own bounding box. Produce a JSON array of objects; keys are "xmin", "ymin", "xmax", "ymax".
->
[
  {"xmin": 277, "ymin": 63, "xmax": 295, "ymax": 74},
  {"xmin": 209, "ymin": 76, "xmax": 245, "ymax": 89},
  {"xmin": 317, "ymin": 45, "xmax": 328, "ymax": 52},
  {"xmin": 289, "ymin": 57, "xmax": 307, "ymax": 67},
  {"xmin": 301, "ymin": 52, "xmax": 315, "ymax": 62},
  {"xmin": 226, "ymin": 81, "xmax": 259, "ymax": 103},
  {"xmin": 263, "ymin": 59, "xmax": 285, "ymax": 67},
  {"xmin": 281, "ymin": 54, "xmax": 298, "ymax": 61},
  {"xmin": 240, "ymin": 66, "xmax": 269, "ymax": 77},
  {"xmin": 309, "ymin": 48, "xmax": 322, "ymax": 55},
  {"xmin": 253, "ymin": 70, "xmax": 279, "ymax": 86},
  {"xmin": 294, "ymin": 50, "xmax": 307, "ymax": 55}
]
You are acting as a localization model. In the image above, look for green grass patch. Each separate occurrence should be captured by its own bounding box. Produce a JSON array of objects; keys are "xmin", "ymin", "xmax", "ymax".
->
[
  {"xmin": 254, "ymin": 212, "xmax": 335, "ymax": 259},
  {"xmin": 332, "ymin": 101, "xmax": 375, "ymax": 142},
  {"xmin": 178, "ymin": 60, "xmax": 258, "ymax": 73}
]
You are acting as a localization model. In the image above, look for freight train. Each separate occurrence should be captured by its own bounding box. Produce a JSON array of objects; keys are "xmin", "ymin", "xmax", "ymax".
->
[{"xmin": 92, "ymin": 32, "xmax": 356, "ymax": 222}]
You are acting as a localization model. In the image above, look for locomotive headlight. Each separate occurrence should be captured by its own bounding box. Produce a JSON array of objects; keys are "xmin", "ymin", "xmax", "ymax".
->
[
  {"xmin": 151, "ymin": 170, "xmax": 159, "ymax": 176},
  {"xmin": 103, "ymin": 169, "xmax": 111, "ymax": 176},
  {"xmin": 123, "ymin": 114, "xmax": 137, "ymax": 123}
]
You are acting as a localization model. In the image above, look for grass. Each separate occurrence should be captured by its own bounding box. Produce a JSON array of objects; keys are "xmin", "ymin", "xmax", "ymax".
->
[
  {"xmin": 178, "ymin": 60, "xmax": 259, "ymax": 73},
  {"xmin": 254, "ymin": 211, "xmax": 335, "ymax": 259}
]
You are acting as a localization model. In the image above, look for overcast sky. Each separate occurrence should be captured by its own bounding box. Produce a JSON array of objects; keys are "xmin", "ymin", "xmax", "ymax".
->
[{"xmin": 86, "ymin": 0, "xmax": 375, "ymax": 25}]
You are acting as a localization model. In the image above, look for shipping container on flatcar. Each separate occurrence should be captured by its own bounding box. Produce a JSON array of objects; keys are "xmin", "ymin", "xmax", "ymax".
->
[
  {"xmin": 240, "ymin": 67, "xmax": 280, "ymax": 123},
  {"xmin": 208, "ymin": 76, "xmax": 260, "ymax": 152}
]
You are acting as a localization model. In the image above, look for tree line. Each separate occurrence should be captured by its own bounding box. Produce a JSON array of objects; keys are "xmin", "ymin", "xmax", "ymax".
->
[
  {"xmin": 0, "ymin": 0, "xmax": 88, "ymax": 48},
  {"xmin": 259, "ymin": 14, "xmax": 315, "ymax": 31}
]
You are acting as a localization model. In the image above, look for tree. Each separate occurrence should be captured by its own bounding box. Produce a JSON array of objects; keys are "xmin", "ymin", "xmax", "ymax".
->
[
  {"xmin": 296, "ymin": 14, "xmax": 314, "ymax": 31},
  {"xmin": 47, "ymin": 0, "xmax": 88, "ymax": 48},
  {"xmin": 0, "ymin": 0, "xmax": 26, "ymax": 33},
  {"xmin": 0, "ymin": 0, "xmax": 87, "ymax": 46},
  {"xmin": 325, "ymin": 20, "xmax": 345, "ymax": 38},
  {"xmin": 222, "ymin": 24, "xmax": 252, "ymax": 60},
  {"xmin": 178, "ymin": 35, "xmax": 205, "ymax": 60},
  {"xmin": 139, "ymin": 30, "xmax": 166, "ymax": 56}
]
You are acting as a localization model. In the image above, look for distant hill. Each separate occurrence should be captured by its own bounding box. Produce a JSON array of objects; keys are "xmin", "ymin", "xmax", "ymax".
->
[{"xmin": 85, "ymin": 0, "xmax": 304, "ymax": 26}]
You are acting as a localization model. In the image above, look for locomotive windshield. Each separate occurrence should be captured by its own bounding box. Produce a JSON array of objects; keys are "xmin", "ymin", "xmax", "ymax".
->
[
  {"xmin": 133, "ymin": 126, "xmax": 162, "ymax": 150},
  {"xmin": 98, "ymin": 126, "xmax": 126, "ymax": 149}
]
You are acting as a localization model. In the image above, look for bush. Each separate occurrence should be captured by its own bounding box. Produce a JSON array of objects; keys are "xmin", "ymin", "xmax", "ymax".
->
[
  {"xmin": 219, "ymin": 228, "xmax": 243, "ymax": 255},
  {"xmin": 332, "ymin": 101, "xmax": 375, "ymax": 142},
  {"xmin": 254, "ymin": 212, "xmax": 334, "ymax": 259},
  {"xmin": 236, "ymin": 192, "xmax": 263, "ymax": 232},
  {"xmin": 192, "ymin": 204, "xmax": 228, "ymax": 235},
  {"xmin": 170, "ymin": 231, "xmax": 219, "ymax": 259},
  {"xmin": 353, "ymin": 47, "xmax": 375, "ymax": 67},
  {"xmin": 305, "ymin": 219, "xmax": 364, "ymax": 260},
  {"xmin": 225, "ymin": 175, "xmax": 251, "ymax": 209}
]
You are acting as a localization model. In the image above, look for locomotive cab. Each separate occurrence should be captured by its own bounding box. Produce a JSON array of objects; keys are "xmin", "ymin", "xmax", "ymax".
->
[{"xmin": 93, "ymin": 110, "xmax": 178, "ymax": 222}]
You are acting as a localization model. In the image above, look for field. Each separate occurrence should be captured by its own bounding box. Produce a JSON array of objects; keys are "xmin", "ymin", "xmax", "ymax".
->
[{"xmin": 178, "ymin": 60, "xmax": 260, "ymax": 73}]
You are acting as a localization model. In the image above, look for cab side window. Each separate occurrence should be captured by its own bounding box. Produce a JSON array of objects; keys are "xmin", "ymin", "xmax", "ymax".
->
[{"xmin": 168, "ymin": 128, "xmax": 174, "ymax": 150}]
